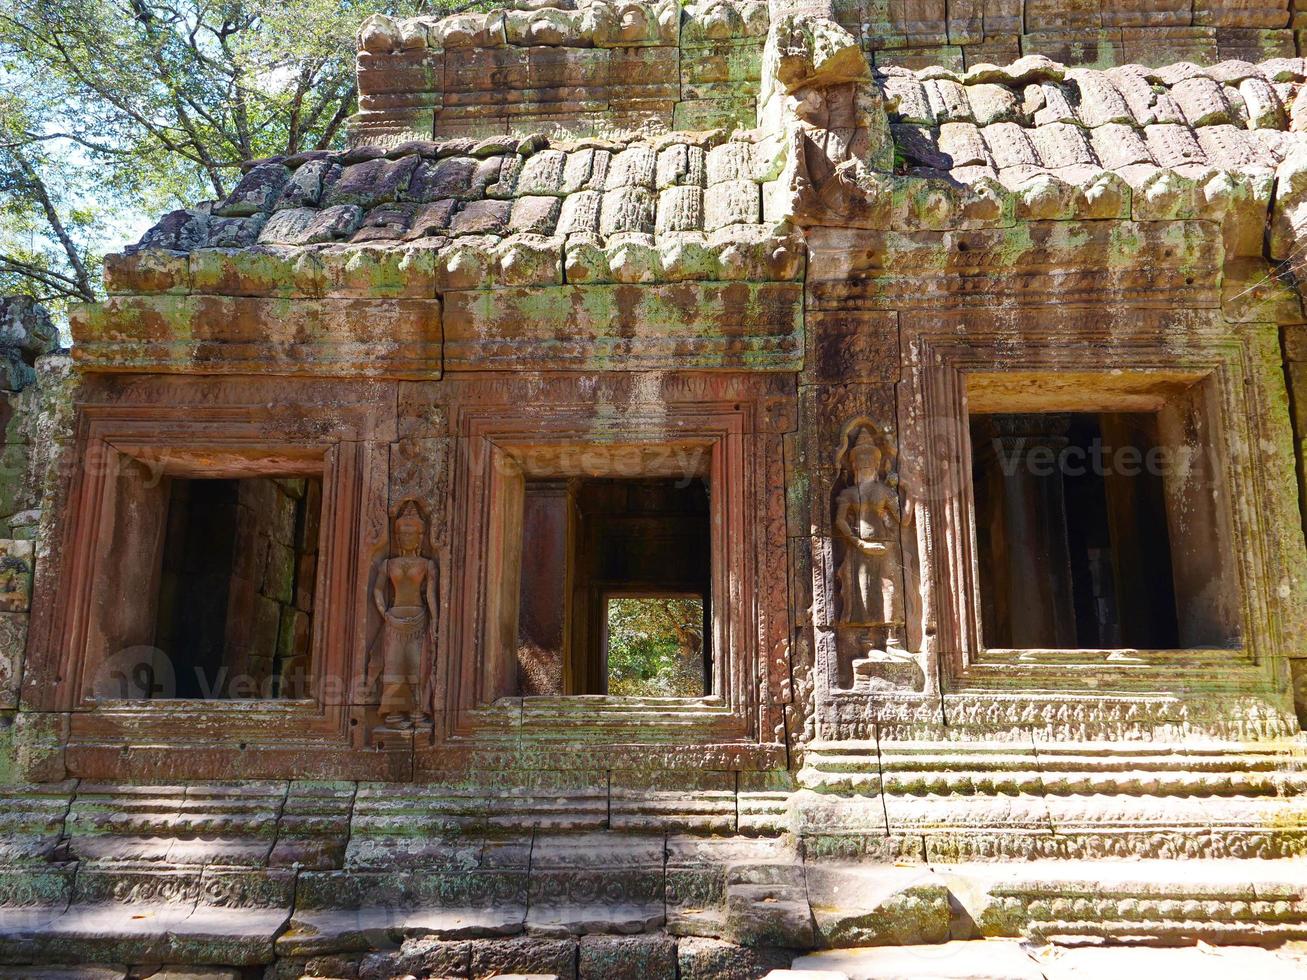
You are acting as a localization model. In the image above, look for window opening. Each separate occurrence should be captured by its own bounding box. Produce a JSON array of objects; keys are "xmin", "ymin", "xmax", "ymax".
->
[
  {"xmin": 151, "ymin": 476, "xmax": 321, "ymax": 698},
  {"xmin": 970, "ymin": 412, "xmax": 1181, "ymax": 649}
]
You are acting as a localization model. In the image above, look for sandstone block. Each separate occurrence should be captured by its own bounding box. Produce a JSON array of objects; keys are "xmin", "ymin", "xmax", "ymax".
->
[
  {"xmin": 578, "ymin": 933, "xmax": 675, "ymax": 979},
  {"xmin": 794, "ymin": 941, "xmax": 1043, "ymax": 978},
  {"xmin": 469, "ymin": 937, "xmax": 576, "ymax": 979},
  {"xmin": 724, "ymin": 865, "xmax": 815, "ymax": 948},
  {"xmin": 206, "ymin": 214, "xmax": 267, "ymax": 248},
  {"xmin": 0, "ymin": 611, "xmax": 27, "ymax": 707},
  {"xmin": 600, "ymin": 187, "xmax": 656, "ymax": 235},
  {"xmin": 452, "ymin": 199, "xmax": 512, "ymax": 236},
  {"xmin": 606, "ymin": 146, "xmax": 658, "ymax": 190},
  {"xmin": 214, "ymin": 162, "xmax": 291, "ymax": 217},
  {"xmin": 676, "ymin": 936, "xmax": 792, "ymax": 980},
  {"xmin": 360, "ymin": 937, "xmax": 470, "ymax": 978},
  {"xmin": 704, "ymin": 180, "xmax": 760, "ymax": 230},
  {"xmin": 656, "ymin": 186, "xmax": 704, "ymax": 234},
  {"xmin": 510, "ymin": 196, "xmax": 563, "ymax": 235}
]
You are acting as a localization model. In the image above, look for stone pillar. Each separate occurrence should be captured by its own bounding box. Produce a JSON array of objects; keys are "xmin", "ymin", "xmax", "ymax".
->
[
  {"xmin": 518, "ymin": 480, "xmax": 568, "ymax": 695},
  {"xmin": 975, "ymin": 415, "xmax": 1077, "ymax": 649}
]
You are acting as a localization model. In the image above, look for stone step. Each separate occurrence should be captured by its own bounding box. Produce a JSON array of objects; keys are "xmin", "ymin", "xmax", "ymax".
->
[{"xmin": 792, "ymin": 939, "xmax": 1307, "ymax": 979}]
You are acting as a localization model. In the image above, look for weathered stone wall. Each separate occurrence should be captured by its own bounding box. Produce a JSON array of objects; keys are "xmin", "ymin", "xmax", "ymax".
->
[
  {"xmin": 839, "ymin": 0, "xmax": 1307, "ymax": 70},
  {"xmin": 351, "ymin": 1, "xmax": 767, "ymax": 145},
  {"xmin": 350, "ymin": 0, "xmax": 1307, "ymax": 148},
  {"xmin": 0, "ymin": 299, "xmax": 66, "ymax": 780},
  {"xmin": 4, "ymin": 7, "xmax": 1307, "ymax": 976}
]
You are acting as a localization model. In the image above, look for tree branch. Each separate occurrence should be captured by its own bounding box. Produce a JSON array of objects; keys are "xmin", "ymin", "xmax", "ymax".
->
[{"xmin": 9, "ymin": 148, "xmax": 96, "ymax": 302}]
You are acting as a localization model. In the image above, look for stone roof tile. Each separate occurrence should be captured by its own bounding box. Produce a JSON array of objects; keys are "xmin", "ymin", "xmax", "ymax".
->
[
  {"xmin": 867, "ymin": 56, "xmax": 1307, "ymax": 192},
  {"xmin": 599, "ymin": 186, "xmax": 655, "ymax": 235},
  {"xmin": 215, "ymin": 163, "xmax": 291, "ymax": 217},
  {"xmin": 451, "ymin": 198, "xmax": 511, "ymax": 236},
  {"xmin": 982, "ymin": 122, "xmax": 1040, "ymax": 169},
  {"xmin": 924, "ymin": 78, "xmax": 972, "ymax": 123},
  {"xmin": 557, "ymin": 190, "xmax": 602, "ymax": 236},
  {"xmin": 1089, "ymin": 123, "xmax": 1155, "ymax": 169},
  {"xmin": 1143, "ymin": 123, "xmax": 1208, "ymax": 167},
  {"xmin": 1238, "ymin": 76, "xmax": 1286, "ymax": 129},
  {"xmin": 1029, "ymin": 122, "xmax": 1097, "ymax": 169},
  {"xmin": 353, "ymin": 202, "xmax": 415, "ymax": 242},
  {"xmin": 655, "ymin": 186, "xmax": 703, "ymax": 234},
  {"xmin": 656, "ymin": 144, "xmax": 706, "ymax": 189},
  {"xmin": 967, "ymin": 83, "xmax": 1023, "ymax": 126},
  {"xmin": 517, "ymin": 150, "xmax": 569, "ymax": 195},
  {"xmin": 1170, "ymin": 75, "xmax": 1233, "ymax": 126},
  {"xmin": 891, "ymin": 125, "xmax": 952, "ymax": 170},
  {"xmin": 1067, "ymin": 70, "xmax": 1134, "ymax": 127},
  {"xmin": 703, "ymin": 179, "xmax": 760, "ymax": 231},
  {"xmin": 273, "ymin": 160, "xmax": 336, "ymax": 211},
  {"xmin": 706, "ymin": 141, "xmax": 754, "ymax": 184},
  {"xmin": 1030, "ymin": 82, "xmax": 1078, "ymax": 126},
  {"xmin": 325, "ymin": 155, "xmax": 420, "ymax": 209},
  {"xmin": 880, "ymin": 72, "xmax": 935, "ymax": 126},
  {"xmin": 937, "ymin": 122, "xmax": 992, "ymax": 168},
  {"xmin": 407, "ymin": 200, "xmax": 458, "ymax": 238},
  {"xmin": 509, "ymin": 196, "xmax": 562, "ymax": 235},
  {"xmin": 1195, "ymin": 125, "xmax": 1277, "ymax": 170},
  {"xmin": 561, "ymin": 150, "xmax": 599, "ymax": 193},
  {"xmin": 606, "ymin": 146, "xmax": 658, "ymax": 190},
  {"xmin": 207, "ymin": 214, "xmax": 266, "ymax": 247}
]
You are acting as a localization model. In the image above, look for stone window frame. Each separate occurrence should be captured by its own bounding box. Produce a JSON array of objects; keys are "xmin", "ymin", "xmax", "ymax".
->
[
  {"xmin": 901, "ymin": 318, "xmax": 1300, "ymax": 695},
  {"xmin": 428, "ymin": 381, "xmax": 790, "ymax": 768},
  {"xmin": 25, "ymin": 380, "xmax": 393, "ymax": 773}
]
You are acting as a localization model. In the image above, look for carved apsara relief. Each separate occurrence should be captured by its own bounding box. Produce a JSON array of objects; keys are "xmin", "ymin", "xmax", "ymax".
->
[
  {"xmin": 831, "ymin": 418, "xmax": 924, "ymax": 693},
  {"xmin": 367, "ymin": 497, "xmax": 438, "ymax": 733}
]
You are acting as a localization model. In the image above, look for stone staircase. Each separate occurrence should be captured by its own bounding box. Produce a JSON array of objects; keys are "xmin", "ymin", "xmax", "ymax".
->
[{"xmin": 0, "ymin": 738, "xmax": 1300, "ymax": 975}]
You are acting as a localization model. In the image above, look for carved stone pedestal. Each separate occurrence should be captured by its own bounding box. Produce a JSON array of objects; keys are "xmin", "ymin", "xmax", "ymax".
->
[{"xmin": 851, "ymin": 655, "xmax": 924, "ymax": 693}]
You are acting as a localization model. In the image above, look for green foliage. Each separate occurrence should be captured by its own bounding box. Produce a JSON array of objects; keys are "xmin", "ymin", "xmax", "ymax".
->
[
  {"xmin": 605, "ymin": 596, "xmax": 706, "ymax": 698},
  {"xmin": 0, "ymin": 0, "xmax": 478, "ymax": 309}
]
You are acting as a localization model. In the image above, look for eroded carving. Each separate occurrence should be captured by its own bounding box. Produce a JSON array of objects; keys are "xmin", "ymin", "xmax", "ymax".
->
[
  {"xmin": 832, "ymin": 419, "xmax": 922, "ymax": 692},
  {"xmin": 368, "ymin": 497, "xmax": 437, "ymax": 733},
  {"xmin": 760, "ymin": 13, "xmax": 891, "ymax": 221}
]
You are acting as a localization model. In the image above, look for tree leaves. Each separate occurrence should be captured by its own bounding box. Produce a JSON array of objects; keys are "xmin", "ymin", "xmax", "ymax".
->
[
  {"xmin": 0, "ymin": 0, "xmax": 470, "ymax": 311},
  {"xmin": 606, "ymin": 596, "xmax": 706, "ymax": 698}
]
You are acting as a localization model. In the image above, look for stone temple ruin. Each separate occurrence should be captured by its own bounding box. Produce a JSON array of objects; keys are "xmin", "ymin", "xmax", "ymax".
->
[{"xmin": 4, "ymin": 0, "xmax": 1307, "ymax": 976}]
